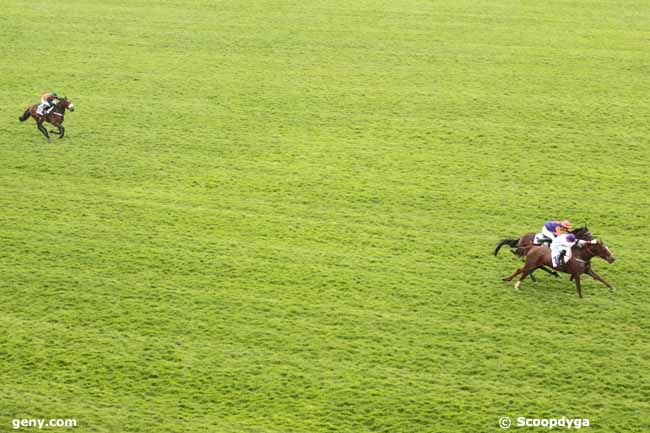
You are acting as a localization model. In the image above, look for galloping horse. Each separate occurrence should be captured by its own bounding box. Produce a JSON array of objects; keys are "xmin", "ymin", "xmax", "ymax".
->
[
  {"xmin": 502, "ymin": 240, "xmax": 615, "ymax": 298},
  {"xmin": 19, "ymin": 97, "xmax": 75, "ymax": 140}
]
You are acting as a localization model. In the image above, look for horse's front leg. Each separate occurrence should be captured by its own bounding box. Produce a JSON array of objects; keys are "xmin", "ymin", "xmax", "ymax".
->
[
  {"xmin": 37, "ymin": 121, "xmax": 50, "ymax": 141},
  {"xmin": 586, "ymin": 269, "xmax": 614, "ymax": 291},
  {"xmin": 49, "ymin": 122, "xmax": 64, "ymax": 138},
  {"xmin": 574, "ymin": 273, "xmax": 583, "ymax": 298}
]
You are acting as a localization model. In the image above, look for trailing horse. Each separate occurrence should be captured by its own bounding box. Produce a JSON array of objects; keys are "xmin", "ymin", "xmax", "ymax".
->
[
  {"xmin": 502, "ymin": 240, "xmax": 615, "ymax": 298},
  {"xmin": 19, "ymin": 97, "xmax": 75, "ymax": 140}
]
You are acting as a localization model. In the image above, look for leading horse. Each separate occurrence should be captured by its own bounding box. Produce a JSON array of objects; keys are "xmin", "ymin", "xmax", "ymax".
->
[{"xmin": 19, "ymin": 97, "xmax": 75, "ymax": 140}]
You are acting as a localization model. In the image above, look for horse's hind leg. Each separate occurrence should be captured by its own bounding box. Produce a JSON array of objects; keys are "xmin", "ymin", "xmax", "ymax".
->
[
  {"xmin": 515, "ymin": 269, "xmax": 534, "ymax": 290},
  {"xmin": 514, "ymin": 264, "xmax": 541, "ymax": 290},
  {"xmin": 503, "ymin": 267, "xmax": 523, "ymax": 282},
  {"xmin": 539, "ymin": 266, "xmax": 560, "ymax": 278}
]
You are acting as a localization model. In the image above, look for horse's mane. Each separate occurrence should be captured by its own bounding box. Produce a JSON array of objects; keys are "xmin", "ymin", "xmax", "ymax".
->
[
  {"xmin": 572, "ymin": 226, "xmax": 592, "ymax": 240},
  {"xmin": 53, "ymin": 98, "xmax": 67, "ymax": 113}
]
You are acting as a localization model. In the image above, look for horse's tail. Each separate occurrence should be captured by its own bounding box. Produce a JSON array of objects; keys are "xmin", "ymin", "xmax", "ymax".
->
[
  {"xmin": 494, "ymin": 239, "xmax": 519, "ymax": 256},
  {"xmin": 19, "ymin": 108, "xmax": 31, "ymax": 122}
]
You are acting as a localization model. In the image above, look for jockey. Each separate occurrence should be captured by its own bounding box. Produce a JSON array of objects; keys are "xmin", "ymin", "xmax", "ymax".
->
[
  {"xmin": 551, "ymin": 233, "xmax": 598, "ymax": 268},
  {"xmin": 37, "ymin": 91, "xmax": 60, "ymax": 116},
  {"xmin": 533, "ymin": 220, "xmax": 572, "ymax": 246}
]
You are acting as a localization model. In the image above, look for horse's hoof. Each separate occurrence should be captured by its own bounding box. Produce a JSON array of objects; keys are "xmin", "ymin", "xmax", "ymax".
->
[{"xmin": 515, "ymin": 282, "xmax": 521, "ymax": 290}]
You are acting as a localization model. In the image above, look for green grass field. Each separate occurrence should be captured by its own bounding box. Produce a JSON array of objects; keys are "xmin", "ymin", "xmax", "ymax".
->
[{"xmin": 1, "ymin": 1, "xmax": 649, "ymax": 432}]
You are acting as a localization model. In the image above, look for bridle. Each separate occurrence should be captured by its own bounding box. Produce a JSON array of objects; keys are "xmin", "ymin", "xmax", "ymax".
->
[
  {"xmin": 573, "ymin": 241, "xmax": 596, "ymax": 264},
  {"xmin": 584, "ymin": 241, "xmax": 612, "ymax": 262}
]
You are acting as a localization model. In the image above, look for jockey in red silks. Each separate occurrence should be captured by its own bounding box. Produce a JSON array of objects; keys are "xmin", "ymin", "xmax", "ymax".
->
[
  {"xmin": 37, "ymin": 91, "xmax": 60, "ymax": 116},
  {"xmin": 533, "ymin": 220, "xmax": 572, "ymax": 246}
]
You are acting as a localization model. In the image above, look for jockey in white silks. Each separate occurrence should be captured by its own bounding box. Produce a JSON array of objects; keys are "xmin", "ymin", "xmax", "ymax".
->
[
  {"xmin": 37, "ymin": 91, "xmax": 60, "ymax": 116},
  {"xmin": 534, "ymin": 220, "xmax": 572, "ymax": 245},
  {"xmin": 550, "ymin": 233, "xmax": 599, "ymax": 268}
]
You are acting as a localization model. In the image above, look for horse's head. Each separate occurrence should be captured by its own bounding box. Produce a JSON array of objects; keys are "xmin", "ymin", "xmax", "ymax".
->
[
  {"xmin": 59, "ymin": 97, "xmax": 75, "ymax": 112},
  {"xmin": 587, "ymin": 240, "xmax": 616, "ymax": 264}
]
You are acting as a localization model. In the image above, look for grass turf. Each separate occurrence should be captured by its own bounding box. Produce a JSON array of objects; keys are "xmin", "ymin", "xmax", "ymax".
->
[{"xmin": 1, "ymin": 1, "xmax": 649, "ymax": 432}]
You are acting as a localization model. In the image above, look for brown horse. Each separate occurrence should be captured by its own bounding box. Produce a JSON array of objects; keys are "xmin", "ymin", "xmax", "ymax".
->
[
  {"xmin": 502, "ymin": 240, "xmax": 615, "ymax": 298},
  {"xmin": 19, "ymin": 97, "xmax": 75, "ymax": 140}
]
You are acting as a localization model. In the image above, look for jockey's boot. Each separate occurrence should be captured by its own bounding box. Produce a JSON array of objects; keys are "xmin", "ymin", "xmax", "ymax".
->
[{"xmin": 558, "ymin": 250, "xmax": 566, "ymax": 267}]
